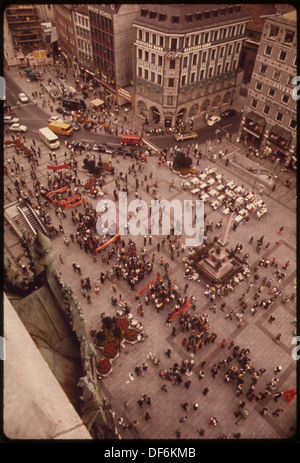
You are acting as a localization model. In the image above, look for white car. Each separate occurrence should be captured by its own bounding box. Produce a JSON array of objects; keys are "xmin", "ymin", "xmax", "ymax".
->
[
  {"xmin": 10, "ymin": 123, "xmax": 28, "ymax": 133},
  {"xmin": 207, "ymin": 115, "xmax": 221, "ymax": 126},
  {"xmin": 48, "ymin": 115, "xmax": 63, "ymax": 122},
  {"xmin": 4, "ymin": 115, "xmax": 20, "ymax": 124},
  {"xmin": 18, "ymin": 92, "xmax": 29, "ymax": 103}
]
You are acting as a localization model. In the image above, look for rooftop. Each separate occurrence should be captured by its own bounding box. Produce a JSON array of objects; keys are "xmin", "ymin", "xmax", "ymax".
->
[{"xmin": 134, "ymin": 3, "xmax": 252, "ymax": 33}]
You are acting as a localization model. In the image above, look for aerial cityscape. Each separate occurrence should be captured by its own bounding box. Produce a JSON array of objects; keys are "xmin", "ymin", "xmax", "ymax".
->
[{"xmin": 2, "ymin": 4, "xmax": 297, "ymax": 445}]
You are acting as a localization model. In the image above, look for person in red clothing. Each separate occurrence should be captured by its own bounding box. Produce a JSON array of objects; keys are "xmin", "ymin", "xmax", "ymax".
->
[{"xmin": 283, "ymin": 261, "xmax": 289, "ymax": 270}]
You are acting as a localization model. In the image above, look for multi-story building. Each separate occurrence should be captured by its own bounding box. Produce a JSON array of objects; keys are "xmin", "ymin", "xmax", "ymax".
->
[
  {"xmin": 53, "ymin": 4, "xmax": 77, "ymax": 65},
  {"xmin": 88, "ymin": 4, "xmax": 140, "ymax": 104},
  {"xmin": 240, "ymin": 9, "xmax": 297, "ymax": 168},
  {"xmin": 133, "ymin": 4, "xmax": 251, "ymax": 128},
  {"xmin": 241, "ymin": 4, "xmax": 277, "ymax": 84},
  {"xmin": 4, "ymin": 5, "xmax": 46, "ymax": 56},
  {"xmin": 72, "ymin": 5, "xmax": 93, "ymax": 69}
]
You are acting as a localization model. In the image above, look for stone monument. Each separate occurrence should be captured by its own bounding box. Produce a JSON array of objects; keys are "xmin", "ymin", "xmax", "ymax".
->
[{"xmin": 189, "ymin": 212, "xmax": 242, "ymax": 284}]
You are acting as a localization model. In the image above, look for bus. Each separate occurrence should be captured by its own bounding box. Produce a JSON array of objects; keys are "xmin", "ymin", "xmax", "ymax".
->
[
  {"xmin": 62, "ymin": 98, "xmax": 86, "ymax": 111},
  {"xmin": 48, "ymin": 121, "xmax": 73, "ymax": 136},
  {"xmin": 39, "ymin": 127, "xmax": 60, "ymax": 149},
  {"xmin": 121, "ymin": 134, "xmax": 142, "ymax": 146}
]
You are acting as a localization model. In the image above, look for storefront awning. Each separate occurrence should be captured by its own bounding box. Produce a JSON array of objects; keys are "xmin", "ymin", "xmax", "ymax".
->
[
  {"xmin": 246, "ymin": 111, "xmax": 266, "ymax": 127},
  {"xmin": 243, "ymin": 127, "xmax": 261, "ymax": 138},
  {"xmin": 270, "ymin": 124, "xmax": 292, "ymax": 141}
]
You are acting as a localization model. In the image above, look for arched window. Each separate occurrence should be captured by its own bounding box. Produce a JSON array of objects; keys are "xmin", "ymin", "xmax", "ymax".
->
[
  {"xmin": 200, "ymin": 99, "xmax": 210, "ymax": 112},
  {"xmin": 189, "ymin": 103, "xmax": 199, "ymax": 117},
  {"xmin": 178, "ymin": 90, "xmax": 186, "ymax": 104},
  {"xmin": 137, "ymin": 100, "xmax": 147, "ymax": 117}
]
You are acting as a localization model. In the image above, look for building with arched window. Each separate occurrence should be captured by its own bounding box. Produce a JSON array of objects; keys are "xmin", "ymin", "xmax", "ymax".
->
[{"xmin": 133, "ymin": 4, "xmax": 251, "ymax": 128}]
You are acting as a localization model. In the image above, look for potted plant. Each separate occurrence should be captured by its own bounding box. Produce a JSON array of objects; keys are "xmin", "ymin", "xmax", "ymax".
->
[
  {"xmin": 102, "ymin": 342, "xmax": 119, "ymax": 360},
  {"xmin": 97, "ymin": 357, "xmax": 113, "ymax": 376}
]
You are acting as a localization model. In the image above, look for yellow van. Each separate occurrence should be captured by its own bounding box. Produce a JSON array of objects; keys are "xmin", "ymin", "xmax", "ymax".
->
[{"xmin": 48, "ymin": 121, "xmax": 73, "ymax": 136}]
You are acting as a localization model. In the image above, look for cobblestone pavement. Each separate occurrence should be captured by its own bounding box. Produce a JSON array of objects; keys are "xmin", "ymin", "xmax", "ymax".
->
[{"xmin": 3, "ymin": 65, "xmax": 297, "ymax": 442}]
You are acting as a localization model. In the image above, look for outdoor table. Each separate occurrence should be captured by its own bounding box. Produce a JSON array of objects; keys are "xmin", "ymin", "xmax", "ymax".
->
[
  {"xmin": 234, "ymin": 215, "xmax": 243, "ymax": 223},
  {"xmin": 191, "ymin": 177, "xmax": 200, "ymax": 185},
  {"xmin": 210, "ymin": 200, "xmax": 220, "ymax": 210},
  {"xmin": 217, "ymin": 184, "xmax": 225, "ymax": 191},
  {"xmin": 191, "ymin": 188, "xmax": 200, "ymax": 194},
  {"xmin": 246, "ymin": 193, "xmax": 254, "ymax": 201},
  {"xmin": 227, "ymin": 181, "xmax": 235, "ymax": 189},
  {"xmin": 218, "ymin": 194, "xmax": 226, "ymax": 202},
  {"xmin": 255, "ymin": 199, "xmax": 264, "ymax": 208},
  {"xmin": 234, "ymin": 186, "xmax": 243, "ymax": 193},
  {"xmin": 199, "ymin": 174, "xmax": 207, "ymax": 180},
  {"xmin": 235, "ymin": 197, "xmax": 244, "ymax": 206},
  {"xmin": 246, "ymin": 203, "xmax": 256, "ymax": 212},
  {"xmin": 131, "ymin": 319, "xmax": 138, "ymax": 326},
  {"xmin": 209, "ymin": 189, "xmax": 218, "ymax": 196},
  {"xmin": 207, "ymin": 178, "xmax": 215, "ymax": 186},
  {"xmin": 201, "ymin": 193, "xmax": 209, "ymax": 201},
  {"xmin": 225, "ymin": 189, "xmax": 234, "ymax": 197},
  {"xmin": 216, "ymin": 174, "xmax": 223, "ymax": 181},
  {"xmin": 257, "ymin": 207, "xmax": 267, "ymax": 218},
  {"xmin": 239, "ymin": 209, "xmax": 248, "ymax": 217},
  {"xmin": 223, "ymin": 207, "xmax": 230, "ymax": 215},
  {"xmin": 200, "ymin": 183, "xmax": 208, "ymax": 189}
]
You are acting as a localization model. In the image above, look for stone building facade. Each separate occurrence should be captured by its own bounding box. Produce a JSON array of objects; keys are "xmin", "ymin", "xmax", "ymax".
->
[
  {"xmin": 72, "ymin": 5, "xmax": 93, "ymax": 69},
  {"xmin": 133, "ymin": 4, "xmax": 251, "ymax": 128},
  {"xmin": 53, "ymin": 4, "xmax": 77, "ymax": 65},
  {"xmin": 88, "ymin": 4, "xmax": 140, "ymax": 104},
  {"xmin": 240, "ymin": 9, "xmax": 297, "ymax": 168}
]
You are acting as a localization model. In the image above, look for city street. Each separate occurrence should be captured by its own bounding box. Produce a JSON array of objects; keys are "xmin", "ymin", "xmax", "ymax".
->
[{"xmin": 3, "ymin": 65, "xmax": 297, "ymax": 441}]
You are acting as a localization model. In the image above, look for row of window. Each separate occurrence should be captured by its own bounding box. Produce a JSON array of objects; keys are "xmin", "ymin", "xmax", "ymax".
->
[
  {"xmin": 250, "ymin": 98, "xmax": 296, "ymax": 130},
  {"xmin": 75, "ymin": 14, "xmax": 89, "ymax": 29},
  {"xmin": 77, "ymin": 38, "xmax": 92, "ymax": 56},
  {"xmin": 136, "ymin": 24, "xmax": 246, "ymax": 50},
  {"xmin": 140, "ymin": 5, "xmax": 242, "ymax": 22},
  {"xmin": 92, "ymin": 40, "xmax": 114, "ymax": 62},
  {"xmin": 89, "ymin": 11, "xmax": 113, "ymax": 32},
  {"xmin": 93, "ymin": 55, "xmax": 114, "ymax": 76},
  {"xmin": 76, "ymin": 26, "xmax": 90, "ymax": 41},
  {"xmin": 263, "ymin": 44, "xmax": 296, "ymax": 66},
  {"xmin": 255, "ymin": 81, "xmax": 292, "ymax": 106},
  {"xmin": 258, "ymin": 63, "xmax": 295, "ymax": 87},
  {"xmin": 136, "ymin": 41, "xmax": 241, "ymax": 68},
  {"xmin": 91, "ymin": 27, "xmax": 114, "ymax": 47},
  {"xmin": 137, "ymin": 57, "xmax": 237, "ymax": 86},
  {"xmin": 268, "ymin": 25, "xmax": 295, "ymax": 44}
]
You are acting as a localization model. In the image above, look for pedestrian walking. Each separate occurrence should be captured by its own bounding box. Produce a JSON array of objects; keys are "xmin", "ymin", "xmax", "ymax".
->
[{"xmin": 279, "ymin": 226, "xmax": 284, "ymax": 234}]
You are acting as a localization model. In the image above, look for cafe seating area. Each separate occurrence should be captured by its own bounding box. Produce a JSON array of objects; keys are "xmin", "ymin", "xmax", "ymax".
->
[{"xmin": 181, "ymin": 165, "xmax": 268, "ymax": 225}]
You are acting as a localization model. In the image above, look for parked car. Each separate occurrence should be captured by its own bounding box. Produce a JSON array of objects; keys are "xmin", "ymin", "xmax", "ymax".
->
[
  {"xmin": 70, "ymin": 140, "xmax": 86, "ymax": 150},
  {"xmin": 206, "ymin": 115, "xmax": 221, "ymax": 126},
  {"xmin": 71, "ymin": 122, "xmax": 81, "ymax": 131},
  {"xmin": 56, "ymin": 107, "xmax": 72, "ymax": 116},
  {"xmin": 114, "ymin": 147, "xmax": 133, "ymax": 157},
  {"xmin": 4, "ymin": 115, "xmax": 20, "ymax": 124},
  {"xmin": 10, "ymin": 123, "xmax": 28, "ymax": 133},
  {"xmin": 93, "ymin": 143, "xmax": 112, "ymax": 154},
  {"xmin": 220, "ymin": 108, "xmax": 237, "ymax": 118},
  {"xmin": 18, "ymin": 92, "xmax": 29, "ymax": 103},
  {"xmin": 49, "ymin": 115, "xmax": 63, "ymax": 122},
  {"xmin": 174, "ymin": 131, "xmax": 198, "ymax": 142}
]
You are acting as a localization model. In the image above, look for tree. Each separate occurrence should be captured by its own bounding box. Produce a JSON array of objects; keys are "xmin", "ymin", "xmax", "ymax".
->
[{"xmin": 173, "ymin": 151, "xmax": 193, "ymax": 170}]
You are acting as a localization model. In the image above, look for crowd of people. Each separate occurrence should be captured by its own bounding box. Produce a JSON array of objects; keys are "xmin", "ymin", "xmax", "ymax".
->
[{"xmin": 4, "ymin": 61, "xmax": 296, "ymax": 440}]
